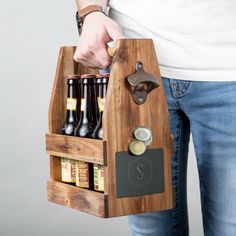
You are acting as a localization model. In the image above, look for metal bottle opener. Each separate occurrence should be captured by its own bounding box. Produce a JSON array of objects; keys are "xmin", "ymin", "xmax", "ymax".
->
[{"xmin": 127, "ymin": 62, "xmax": 160, "ymax": 105}]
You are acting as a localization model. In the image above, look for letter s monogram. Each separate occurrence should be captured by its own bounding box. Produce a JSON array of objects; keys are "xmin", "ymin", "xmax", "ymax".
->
[{"xmin": 136, "ymin": 163, "xmax": 144, "ymax": 180}]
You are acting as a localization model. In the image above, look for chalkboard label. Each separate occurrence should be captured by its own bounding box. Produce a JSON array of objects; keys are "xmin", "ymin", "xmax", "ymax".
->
[{"xmin": 116, "ymin": 149, "xmax": 164, "ymax": 198}]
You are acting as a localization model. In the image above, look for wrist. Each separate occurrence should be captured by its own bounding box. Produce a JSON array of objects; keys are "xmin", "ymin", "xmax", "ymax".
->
[
  {"xmin": 79, "ymin": 5, "xmax": 107, "ymax": 26},
  {"xmin": 76, "ymin": 0, "xmax": 108, "ymax": 11}
]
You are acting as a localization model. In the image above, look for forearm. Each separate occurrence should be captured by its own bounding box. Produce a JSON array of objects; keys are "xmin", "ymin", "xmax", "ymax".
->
[{"xmin": 76, "ymin": 0, "xmax": 108, "ymax": 10}]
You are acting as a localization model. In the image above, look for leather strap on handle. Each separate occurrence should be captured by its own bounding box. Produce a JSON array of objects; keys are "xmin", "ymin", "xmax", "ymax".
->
[{"xmin": 79, "ymin": 5, "xmax": 106, "ymax": 24}]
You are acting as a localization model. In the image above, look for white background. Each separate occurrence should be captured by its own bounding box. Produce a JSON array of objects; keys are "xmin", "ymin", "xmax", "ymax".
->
[{"xmin": 0, "ymin": 0, "xmax": 203, "ymax": 235}]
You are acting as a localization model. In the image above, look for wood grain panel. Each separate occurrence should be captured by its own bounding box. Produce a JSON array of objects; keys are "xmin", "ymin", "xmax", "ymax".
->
[
  {"xmin": 47, "ymin": 180, "xmax": 108, "ymax": 217},
  {"xmin": 103, "ymin": 39, "xmax": 174, "ymax": 217},
  {"xmin": 49, "ymin": 156, "xmax": 61, "ymax": 181},
  {"xmin": 46, "ymin": 133, "xmax": 106, "ymax": 165}
]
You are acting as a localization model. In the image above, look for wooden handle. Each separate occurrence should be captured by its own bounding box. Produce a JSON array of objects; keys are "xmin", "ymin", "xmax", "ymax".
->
[{"xmin": 107, "ymin": 47, "xmax": 117, "ymax": 58}]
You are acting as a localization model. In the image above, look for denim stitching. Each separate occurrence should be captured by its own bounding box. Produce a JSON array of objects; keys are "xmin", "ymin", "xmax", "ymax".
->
[
  {"xmin": 168, "ymin": 79, "xmax": 179, "ymax": 107},
  {"xmin": 169, "ymin": 78, "xmax": 190, "ymax": 235},
  {"xmin": 165, "ymin": 78, "xmax": 190, "ymax": 235},
  {"xmin": 171, "ymin": 112, "xmax": 182, "ymax": 235},
  {"xmin": 170, "ymin": 79, "xmax": 192, "ymax": 99}
]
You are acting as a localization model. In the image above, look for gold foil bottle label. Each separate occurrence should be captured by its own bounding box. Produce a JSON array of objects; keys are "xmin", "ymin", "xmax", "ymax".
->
[
  {"xmin": 80, "ymin": 98, "xmax": 86, "ymax": 112},
  {"xmin": 66, "ymin": 98, "xmax": 77, "ymax": 111},
  {"xmin": 98, "ymin": 98, "xmax": 105, "ymax": 112}
]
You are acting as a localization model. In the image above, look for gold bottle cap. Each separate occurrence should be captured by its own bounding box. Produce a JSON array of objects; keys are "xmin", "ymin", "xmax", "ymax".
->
[
  {"xmin": 129, "ymin": 140, "xmax": 146, "ymax": 156},
  {"xmin": 134, "ymin": 126, "xmax": 152, "ymax": 142}
]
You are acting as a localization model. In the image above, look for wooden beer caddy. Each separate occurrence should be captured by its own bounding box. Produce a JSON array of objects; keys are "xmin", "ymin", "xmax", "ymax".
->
[{"xmin": 45, "ymin": 39, "xmax": 174, "ymax": 218}]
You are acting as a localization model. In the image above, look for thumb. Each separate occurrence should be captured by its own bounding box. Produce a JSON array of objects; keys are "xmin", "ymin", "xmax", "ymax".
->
[{"xmin": 105, "ymin": 23, "xmax": 125, "ymax": 41}]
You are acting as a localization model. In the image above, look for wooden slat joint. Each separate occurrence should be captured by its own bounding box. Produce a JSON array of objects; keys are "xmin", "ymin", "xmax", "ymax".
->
[
  {"xmin": 103, "ymin": 194, "xmax": 109, "ymax": 217},
  {"xmin": 46, "ymin": 133, "xmax": 105, "ymax": 164},
  {"xmin": 103, "ymin": 140, "xmax": 107, "ymax": 166}
]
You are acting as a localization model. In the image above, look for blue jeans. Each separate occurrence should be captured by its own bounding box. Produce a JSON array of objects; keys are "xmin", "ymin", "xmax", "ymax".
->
[{"xmin": 128, "ymin": 78, "xmax": 236, "ymax": 236}]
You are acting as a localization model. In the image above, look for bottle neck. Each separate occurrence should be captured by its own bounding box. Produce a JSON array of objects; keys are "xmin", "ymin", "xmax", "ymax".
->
[
  {"xmin": 68, "ymin": 83, "xmax": 77, "ymax": 98},
  {"xmin": 99, "ymin": 79, "xmax": 108, "ymax": 113},
  {"xmin": 66, "ymin": 83, "xmax": 78, "ymax": 121},
  {"xmin": 102, "ymin": 81, "xmax": 107, "ymax": 98},
  {"xmin": 97, "ymin": 80, "xmax": 103, "ymax": 119},
  {"xmin": 97, "ymin": 79, "xmax": 108, "ymax": 124},
  {"xmin": 80, "ymin": 83, "xmax": 93, "ymax": 123},
  {"xmin": 92, "ymin": 77, "xmax": 108, "ymax": 139}
]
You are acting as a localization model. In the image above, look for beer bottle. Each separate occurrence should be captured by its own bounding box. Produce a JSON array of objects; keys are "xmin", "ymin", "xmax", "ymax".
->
[
  {"xmin": 92, "ymin": 74, "xmax": 109, "ymax": 139},
  {"xmin": 94, "ymin": 164, "xmax": 104, "ymax": 192},
  {"xmin": 62, "ymin": 75, "xmax": 80, "ymax": 136},
  {"xmin": 89, "ymin": 74, "xmax": 98, "ymax": 128},
  {"xmin": 75, "ymin": 161, "xmax": 94, "ymax": 190},
  {"xmin": 92, "ymin": 75, "xmax": 102, "ymax": 139},
  {"xmin": 92, "ymin": 75, "xmax": 99, "ymax": 125},
  {"xmin": 61, "ymin": 75, "xmax": 80, "ymax": 184},
  {"xmin": 77, "ymin": 77, "xmax": 82, "ymax": 117},
  {"xmin": 74, "ymin": 74, "xmax": 96, "ymax": 138}
]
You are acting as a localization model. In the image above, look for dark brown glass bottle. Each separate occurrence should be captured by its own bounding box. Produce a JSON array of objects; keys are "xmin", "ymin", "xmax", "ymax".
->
[
  {"xmin": 92, "ymin": 74, "xmax": 109, "ymax": 139},
  {"xmin": 76, "ymin": 77, "xmax": 82, "ymax": 117},
  {"xmin": 62, "ymin": 75, "xmax": 80, "ymax": 136},
  {"xmin": 92, "ymin": 75, "xmax": 99, "ymax": 125},
  {"xmin": 61, "ymin": 75, "xmax": 80, "ymax": 185},
  {"xmin": 74, "ymin": 74, "xmax": 96, "ymax": 138}
]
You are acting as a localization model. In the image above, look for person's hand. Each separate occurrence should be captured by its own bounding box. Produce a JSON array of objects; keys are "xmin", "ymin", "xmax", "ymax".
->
[{"xmin": 73, "ymin": 12, "xmax": 124, "ymax": 69}]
